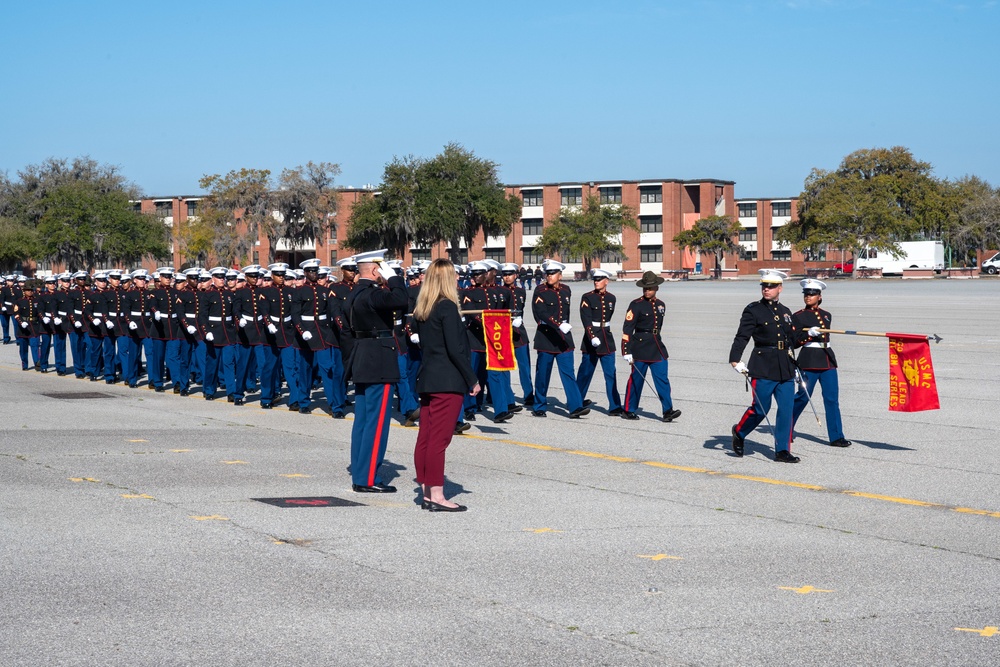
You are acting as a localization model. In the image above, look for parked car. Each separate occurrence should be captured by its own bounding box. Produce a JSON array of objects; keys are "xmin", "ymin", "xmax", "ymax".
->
[{"xmin": 833, "ymin": 260, "xmax": 854, "ymax": 274}]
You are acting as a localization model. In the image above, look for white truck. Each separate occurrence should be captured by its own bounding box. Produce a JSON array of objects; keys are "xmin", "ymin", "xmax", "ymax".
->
[
  {"xmin": 981, "ymin": 252, "xmax": 1000, "ymax": 275},
  {"xmin": 854, "ymin": 241, "xmax": 945, "ymax": 275}
]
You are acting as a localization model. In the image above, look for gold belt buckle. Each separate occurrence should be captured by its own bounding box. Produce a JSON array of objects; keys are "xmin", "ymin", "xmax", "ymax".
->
[{"xmin": 777, "ymin": 341, "xmax": 784, "ymax": 350}]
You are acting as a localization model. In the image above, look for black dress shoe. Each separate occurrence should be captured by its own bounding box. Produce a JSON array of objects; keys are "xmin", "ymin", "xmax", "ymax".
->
[
  {"xmin": 426, "ymin": 501, "xmax": 467, "ymax": 513},
  {"xmin": 205, "ymin": 394, "xmax": 216, "ymax": 401},
  {"xmin": 454, "ymin": 422, "xmax": 472, "ymax": 434},
  {"xmin": 463, "ymin": 410, "xmax": 476, "ymax": 422},
  {"xmin": 299, "ymin": 405, "xmax": 312, "ymax": 414},
  {"xmin": 731, "ymin": 425, "xmax": 744, "ymax": 457},
  {"xmin": 404, "ymin": 409, "xmax": 420, "ymax": 426},
  {"xmin": 57, "ymin": 371, "xmax": 67, "ymax": 377},
  {"xmin": 508, "ymin": 404, "xmax": 523, "ymax": 413},
  {"xmin": 287, "ymin": 403, "xmax": 300, "ymax": 412},
  {"xmin": 523, "ymin": 393, "xmax": 534, "ymax": 405},
  {"xmin": 775, "ymin": 450, "xmax": 800, "ymax": 463},
  {"xmin": 582, "ymin": 399, "xmax": 593, "ymax": 407},
  {"xmin": 227, "ymin": 396, "xmax": 235, "ymax": 403},
  {"xmin": 180, "ymin": 389, "xmax": 190, "ymax": 396},
  {"xmin": 662, "ymin": 409, "xmax": 682, "ymax": 422},
  {"xmin": 493, "ymin": 411, "xmax": 513, "ymax": 423},
  {"xmin": 90, "ymin": 377, "xmax": 100, "ymax": 382},
  {"xmin": 352, "ymin": 483, "xmax": 397, "ymax": 493},
  {"xmin": 173, "ymin": 386, "xmax": 181, "ymax": 394},
  {"xmin": 621, "ymin": 411, "xmax": 639, "ymax": 420},
  {"xmin": 332, "ymin": 411, "xmax": 345, "ymax": 419},
  {"xmin": 609, "ymin": 407, "xmax": 624, "ymax": 416},
  {"xmin": 829, "ymin": 438, "xmax": 852, "ymax": 448},
  {"xmin": 234, "ymin": 398, "xmax": 245, "ymax": 406},
  {"xmin": 128, "ymin": 383, "xmax": 137, "ymax": 388},
  {"xmin": 260, "ymin": 403, "xmax": 272, "ymax": 410},
  {"xmin": 531, "ymin": 410, "xmax": 547, "ymax": 418},
  {"xmin": 154, "ymin": 386, "xmax": 165, "ymax": 393},
  {"xmin": 569, "ymin": 406, "xmax": 590, "ymax": 419}
]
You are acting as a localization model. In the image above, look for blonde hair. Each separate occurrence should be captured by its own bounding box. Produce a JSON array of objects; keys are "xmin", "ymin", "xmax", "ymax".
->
[{"xmin": 414, "ymin": 258, "xmax": 459, "ymax": 321}]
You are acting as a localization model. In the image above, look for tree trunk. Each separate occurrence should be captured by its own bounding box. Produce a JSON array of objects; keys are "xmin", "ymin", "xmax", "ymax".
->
[{"xmin": 714, "ymin": 252, "xmax": 722, "ymax": 279}]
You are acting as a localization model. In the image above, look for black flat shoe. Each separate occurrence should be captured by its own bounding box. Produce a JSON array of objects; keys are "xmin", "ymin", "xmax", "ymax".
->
[
  {"xmin": 463, "ymin": 410, "xmax": 476, "ymax": 422},
  {"xmin": 582, "ymin": 399, "xmax": 593, "ymax": 407},
  {"xmin": 531, "ymin": 410, "xmax": 546, "ymax": 418},
  {"xmin": 205, "ymin": 394, "xmax": 216, "ymax": 401},
  {"xmin": 731, "ymin": 425, "xmax": 745, "ymax": 457},
  {"xmin": 173, "ymin": 386, "xmax": 181, "ymax": 394},
  {"xmin": 775, "ymin": 450, "xmax": 800, "ymax": 463},
  {"xmin": 352, "ymin": 483, "xmax": 397, "ymax": 494},
  {"xmin": 621, "ymin": 411, "xmax": 639, "ymax": 420},
  {"xmin": 299, "ymin": 405, "xmax": 312, "ymax": 414},
  {"xmin": 493, "ymin": 411, "xmax": 513, "ymax": 423},
  {"xmin": 454, "ymin": 422, "xmax": 472, "ymax": 434},
  {"xmin": 609, "ymin": 407, "xmax": 624, "ymax": 416},
  {"xmin": 662, "ymin": 409, "xmax": 682, "ymax": 422},
  {"xmin": 154, "ymin": 386, "xmax": 165, "ymax": 392},
  {"xmin": 508, "ymin": 404, "xmax": 523, "ymax": 413},
  {"xmin": 234, "ymin": 398, "xmax": 245, "ymax": 406},
  {"xmin": 180, "ymin": 389, "xmax": 190, "ymax": 396},
  {"xmin": 829, "ymin": 438, "xmax": 852, "ymax": 448},
  {"xmin": 288, "ymin": 403, "xmax": 300, "ymax": 412},
  {"xmin": 260, "ymin": 403, "xmax": 272, "ymax": 409},
  {"xmin": 426, "ymin": 501, "xmax": 467, "ymax": 513},
  {"xmin": 332, "ymin": 411, "xmax": 345, "ymax": 419},
  {"xmin": 568, "ymin": 406, "xmax": 590, "ymax": 419}
]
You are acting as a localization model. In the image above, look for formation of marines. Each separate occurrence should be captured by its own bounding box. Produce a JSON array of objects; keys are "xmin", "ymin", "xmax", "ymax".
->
[{"xmin": 4, "ymin": 260, "xmax": 850, "ymax": 485}]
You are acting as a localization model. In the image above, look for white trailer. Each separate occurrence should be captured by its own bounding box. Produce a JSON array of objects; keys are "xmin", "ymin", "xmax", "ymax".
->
[{"xmin": 855, "ymin": 241, "xmax": 945, "ymax": 275}]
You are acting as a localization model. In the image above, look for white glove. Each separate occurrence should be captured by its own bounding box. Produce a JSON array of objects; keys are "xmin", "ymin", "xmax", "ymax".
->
[
  {"xmin": 558, "ymin": 322, "xmax": 572, "ymax": 334},
  {"xmin": 267, "ymin": 323, "xmax": 278, "ymax": 334},
  {"xmin": 376, "ymin": 263, "xmax": 396, "ymax": 282},
  {"xmin": 622, "ymin": 354, "xmax": 633, "ymax": 364},
  {"xmin": 733, "ymin": 361, "xmax": 748, "ymax": 374},
  {"xmin": 186, "ymin": 325, "xmax": 197, "ymax": 335},
  {"xmin": 54, "ymin": 317, "xmax": 62, "ymax": 326},
  {"xmin": 512, "ymin": 317, "xmax": 522, "ymax": 328},
  {"xmin": 106, "ymin": 320, "xmax": 114, "ymax": 329},
  {"xmin": 239, "ymin": 317, "xmax": 248, "ymax": 328},
  {"xmin": 73, "ymin": 320, "xmax": 82, "ymax": 329},
  {"xmin": 590, "ymin": 337, "xmax": 601, "ymax": 347},
  {"xmin": 409, "ymin": 333, "xmax": 419, "ymax": 345},
  {"xmin": 20, "ymin": 321, "xmax": 28, "ymax": 328},
  {"xmin": 92, "ymin": 318, "xmax": 102, "ymax": 327},
  {"xmin": 808, "ymin": 326, "xmax": 822, "ymax": 337},
  {"xmin": 205, "ymin": 332, "xmax": 214, "ymax": 341},
  {"xmin": 42, "ymin": 316, "xmax": 51, "ymax": 324},
  {"xmin": 301, "ymin": 330, "xmax": 313, "ymax": 341},
  {"xmin": 154, "ymin": 311, "xmax": 162, "ymax": 321},
  {"xmin": 128, "ymin": 321, "xmax": 138, "ymax": 331}
]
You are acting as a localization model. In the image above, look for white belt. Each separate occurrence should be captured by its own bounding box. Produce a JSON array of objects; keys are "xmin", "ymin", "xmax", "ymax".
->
[
  {"xmin": 256, "ymin": 315, "xmax": 263, "ymax": 321},
  {"xmin": 169, "ymin": 313, "xmax": 177, "ymax": 317},
  {"xmin": 270, "ymin": 315, "xmax": 291, "ymax": 322},
  {"xmin": 804, "ymin": 342, "xmax": 829, "ymax": 349},
  {"xmin": 185, "ymin": 313, "xmax": 196, "ymax": 318},
  {"xmin": 301, "ymin": 315, "xmax": 328, "ymax": 321},
  {"xmin": 74, "ymin": 309, "xmax": 83, "ymax": 314},
  {"xmin": 208, "ymin": 316, "xmax": 223, "ymax": 322},
  {"xmin": 58, "ymin": 311, "xmax": 68, "ymax": 315},
  {"xmin": 591, "ymin": 321, "xmax": 609, "ymax": 327},
  {"xmin": 106, "ymin": 313, "xmax": 117, "ymax": 317},
  {"xmin": 130, "ymin": 311, "xmax": 143, "ymax": 316},
  {"xmin": 394, "ymin": 319, "xmax": 402, "ymax": 326}
]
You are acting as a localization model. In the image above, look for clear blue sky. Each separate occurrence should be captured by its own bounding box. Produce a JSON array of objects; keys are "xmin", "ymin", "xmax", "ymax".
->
[{"xmin": 1, "ymin": 0, "xmax": 997, "ymax": 199}]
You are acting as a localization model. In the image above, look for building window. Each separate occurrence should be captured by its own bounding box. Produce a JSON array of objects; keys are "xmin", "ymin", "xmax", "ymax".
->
[
  {"xmin": 329, "ymin": 225, "xmax": 337, "ymax": 242},
  {"xmin": 155, "ymin": 201, "xmax": 172, "ymax": 218},
  {"xmin": 328, "ymin": 249, "xmax": 337, "ymax": 265},
  {"xmin": 738, "ymin": 203, "xmax": 757, "ymax": 218},
  {"xmin": 521, "ymin": 190, "xmax": 543, "ymax": 207},
  {"xmin": 562, "ymin": 252, "xmax": 581, "ymax": 263},
  {"xmin": 560, "ymin": 188, "xmax": 583, "ymax": 207},
  {"xmin": 522, "ymin": 218, "xmax": 543, "ymax": 235},
  {"xmin": 186, "ymin": 201, "xmax": 198, "ymax": 217},
  {"xmin": 771, "ymin": 250, "xmax": 791, "ymax": 261},
  {"xmin": 522, "ymin": 250, "xmax": 544, "ymax": 265},
  {"xmin": 771, "ymin": 201, "xmax": 791, "ymax": 217},
  {"xmin": 599, "ymin": 186, "xmax": 622, "ymax": 204},
  {"xmin": 639, "ymin": 186, "xmax": 662, "ymax": 203},
  {"xmin": 252, "ymin": 251, "xmax": 259, "ymax": 264},
  {"xmin": 598, "ymin": 250, "xmax": 622, "ymax": 263},
  {"xmin": 450, "ymin": 249, "xmax": 468, "ymax": 264},
  {"xmin": 738, "ymin": 227, "xmax": 757, "ymax": 242},
  {"xmin": 640, "ymin": 246, "xmax": 663, "ymax": 262},
  {"xmin": 411, "ymin": 249, "xmax": 431, "ymax": 263},
  {"xmin": 639, "ymin": 216, "xmax": 663, "ymax": 233},
  {"xmin": 804, "ymin": 245, "xmax": 827, "ymax": 261},
  {"xmin": 132, "ymin": 202, "xmax": 142, "ymax": 213},
  {"xmin": 484, "ymin": 248, "xmax": 506, "ymax": 264},
  {"xmin": 739, "ymin": 249, "xmax": 757, "ymax": 261}
]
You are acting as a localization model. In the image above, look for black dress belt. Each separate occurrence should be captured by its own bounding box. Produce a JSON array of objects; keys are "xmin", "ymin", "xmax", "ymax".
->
[{"xmin": 354, "ymin": 330, "xmax": 394, "ymax": 339}]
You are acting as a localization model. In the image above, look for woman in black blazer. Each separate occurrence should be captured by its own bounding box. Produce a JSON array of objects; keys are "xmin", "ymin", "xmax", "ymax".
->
[{"xmin": 412, "ymin": 259, "xmax": 480, "ymax": 512}]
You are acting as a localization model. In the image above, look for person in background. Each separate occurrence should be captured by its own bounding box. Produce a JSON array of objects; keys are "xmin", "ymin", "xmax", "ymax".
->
[{"xmin": 412, "ymin": 259, "xmax": 480, "ymax": 512}]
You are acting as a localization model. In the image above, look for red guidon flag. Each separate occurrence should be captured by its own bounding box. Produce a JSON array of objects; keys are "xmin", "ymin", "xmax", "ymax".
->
[
  {"xmin": 888, "ymin": 333, "xmax": 940, "ymax": 412},
  {"xmin": 482, "ymin": 309, "xmax": 515, "ymax": 371}
]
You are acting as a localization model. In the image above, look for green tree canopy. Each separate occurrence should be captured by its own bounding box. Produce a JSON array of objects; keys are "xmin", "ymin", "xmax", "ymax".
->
[
  {"xmin": 775, "ymin": 146, "xmax": 948, "ymax": 265},
  {"xmin": 274, "ymin": 161, "xmax": 341, "ymax": 253},
  {"xmin": 532, "ymin": 194, "xmax": 638, "ymax": 272},
  {"xmin": 198, "ymin": 168, "xmax": 274, "ymax": 266},
  {"xmin": 0, "ymin": 157, "xmax": 168, "ymax": 271},
  {"xmin": 345, "ymin": 144, "xmax": 521, "ymax": 262},
  {"xmin": 0, "ymin": 217, "xmax": 40, "ymax": 272},
  {"xmin": 941, "ymin": 175, "xmax": 1000, "ymax": 265},
  {"xmin": 672, "ymin": 214, "xmax": 743, "ymax": 278}
]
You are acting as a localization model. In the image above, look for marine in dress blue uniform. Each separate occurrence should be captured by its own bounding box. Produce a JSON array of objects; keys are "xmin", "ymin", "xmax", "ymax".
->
[
  {"xmin": 343, "ymin": 250, "xmax": 409, "ymax": 492},
  {"xmin": 530, "ymin": 259, "xmax": 588, "ymax": 418},
  {"xmin": 259, "ymin": 263, "xmax": 304, "ymax": 410},
  {"xmin": 123, "ymin": 270, "xmax": 155, "ymax": 388},
  {"xmin": 68, "ymin": 272, "xmax": 90, "ymax": 377},
  {"xmin": 791, "ymin": 279, "xmax": 851, "ymax": 448},
  {"xmin": 292, "ymin": 259, "xmax": 338, "ymax": 415},
  {"xmin": 576, "ymin": 268, "xmax": 623, "ymax": 414},
  {"xmin": 50, "ymin": 273, "xmax": 74, "ymax": 375},
  {"xmin": 12, "ymin": 281, "xmax": 40, "ymax": 370},
  {"xmin": 729, "ymin": 270, "xmax": 802, "ymax": 463},
  {"xmin": 84, "ymin": 273, "xmax": 110, "ymax": 381},
  {"xmin": 199, "ymin": 267, "xmax": 239, "ymax": 402}
]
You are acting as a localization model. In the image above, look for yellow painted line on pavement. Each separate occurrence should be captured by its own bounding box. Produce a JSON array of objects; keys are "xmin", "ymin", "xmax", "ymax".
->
[
  {"xmin": 842, "ymin": 491, "xmax": 938, "ymax": 507},
  {"xmin": 779, "ymin": 585, "xmax": 834, "ymax": 594},
  {"xmin": 955, "ymin": 626, "xmax": 998, "ymax": 637},
  {"xmin": 69, "ymin": 477, "xmax": 101, "ymax": 483},
  {"xmin": 121, "ymin": 493, "xmax": 155, "ymax": 500},
  {"xmin": 729, "ymin": 474, "xmax": 824, "ymax": 491},
  {"xmin": 954, "ymin": 507, "xmax": 1000, "ymax": 519}
]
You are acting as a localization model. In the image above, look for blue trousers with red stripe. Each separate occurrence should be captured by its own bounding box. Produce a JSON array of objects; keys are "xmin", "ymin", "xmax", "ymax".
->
[
  {"xmin": 351, "ymin": 382, "xmax": 395, "ymax": 486},
  {"xmin": 734, "ymin": 377, "xmax": 795, "ymax": 454},
  {"xmin": 533, "ymin": 350, "xmax": 583, "ymax": 413},
  {"xmin": 578, "ymin": 352, "xmax": 622, "ymax": 411}
]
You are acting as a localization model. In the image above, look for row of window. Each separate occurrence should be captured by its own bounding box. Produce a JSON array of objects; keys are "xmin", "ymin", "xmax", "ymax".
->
[
  {"xmin": 523, "ymin": 185, "xmax": 665, "ymax": 207},
  {"xmin": 738, "ymin": 250, "xmax": 793, "ymax": 261},
  {"xmin": 738, "ymin": 202, "xmax": 792, "ymax": 218},
  {"xmin": 140, "ymin": 201, "xmax": 200, "ymax": 217},
  {"xmin": 523, "ymin": 216, "xmax": 663, "ymax": 235}
]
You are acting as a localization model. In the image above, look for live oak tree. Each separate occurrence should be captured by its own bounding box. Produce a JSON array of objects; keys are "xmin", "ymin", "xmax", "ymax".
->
[
  {"xmin": 532, "ymin": 194, "xmax": 638, "ymax": 273},
  {"xmin": 0, "ymin": 217, "xmax": 40, "ymax": 272},
  {"xmin": 344, "ymin": 155, "xmax": 423, "ymax": 259},
  {"xmin": 775, "ymin": 146, "xmax": 948, "ymax": 272},
  {"xmin": 197, "ymin": 168, "xmax": 274, "ymax": 266},
  {"xmin": 672, "ymin": 215, "xmax": 744, "ymax": 278},
  {"xmin": 273, "ymin": 161, "xmax": 341, "ymax": 255},
  {"xmin": 941, "ymin": 175, "xmax": 1000, "ymax": 266}
]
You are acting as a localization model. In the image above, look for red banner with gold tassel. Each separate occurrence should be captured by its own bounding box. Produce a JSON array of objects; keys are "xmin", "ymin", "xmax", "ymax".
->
[
  {"xmin": 482, "ymin": 309, "xmax": 516, "ymax": 371},
  {"xmin": 888, "ymin": 333, "xmax": 940, "ymax": 412}
]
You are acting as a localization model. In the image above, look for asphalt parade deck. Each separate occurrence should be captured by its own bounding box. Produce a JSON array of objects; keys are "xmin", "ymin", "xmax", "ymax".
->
[{"xmin": 1, "ymin": 277, "xmax": 998, "ymax": 666}]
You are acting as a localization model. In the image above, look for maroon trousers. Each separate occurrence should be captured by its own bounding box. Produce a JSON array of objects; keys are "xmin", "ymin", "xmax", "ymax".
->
[{"xmin": 414, "ymin": 392, "xmax": 465, "ymax": 487}]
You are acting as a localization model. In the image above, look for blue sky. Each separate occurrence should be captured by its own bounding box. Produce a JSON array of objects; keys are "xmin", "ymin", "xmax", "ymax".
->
[{"xmin": 1, "ymin": 0, "xmax": 997, "ymax": 198}]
